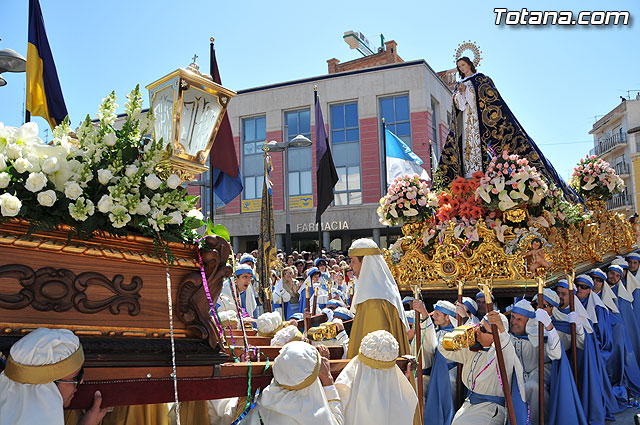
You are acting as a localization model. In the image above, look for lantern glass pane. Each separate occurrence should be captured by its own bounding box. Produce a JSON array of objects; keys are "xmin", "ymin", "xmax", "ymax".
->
[
  {"xmin": 179, "ymin": 88, "xmax": 223, "ymax": 157},
  {"xmin": 151, "ymin": 79, "xmax": 178, "ymax": 149}
]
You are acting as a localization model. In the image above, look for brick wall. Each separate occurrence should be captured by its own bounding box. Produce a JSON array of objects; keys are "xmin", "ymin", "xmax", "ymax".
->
[
  {"xmin": 360, "ymin": 117, "xmax": 382, "ymax": 203},
  {"xmin": 327, "ymin": 40, "xmax": 403, "ymax": 74},
  {"xmin": 412, "ymin": 111, "xmax": 431, "ymax": 177}
]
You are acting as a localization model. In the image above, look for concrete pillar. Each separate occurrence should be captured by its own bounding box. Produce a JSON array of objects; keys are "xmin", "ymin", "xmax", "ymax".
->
[
  {"xmin": 372, "ymin": 228, "xmax": 381, "ymax": 247},
  {"xmin": 341, "ymin": 233, "xmax": 352, "ymax": 251},
  {"xmin": 323, "ymin": 232, "xmax": 331, "ymax": 251},
  {"xmin": 232, "ymin": 236, "xmax": 240, "ymax": 253},
  {"xmin": 276, "ymin": 234, "xmax": 283, "ymax": 251}
]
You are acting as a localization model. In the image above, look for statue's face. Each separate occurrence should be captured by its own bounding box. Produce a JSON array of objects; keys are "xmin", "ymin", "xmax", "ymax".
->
[{"xmin": 457, "ymin": 59, "xmax": 472, "ymax": 77}]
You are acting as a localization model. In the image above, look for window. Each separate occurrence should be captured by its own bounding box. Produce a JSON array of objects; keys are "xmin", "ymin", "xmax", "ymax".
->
[
  {"xmin": 431, "ymin": 97, "xmax": 440, "ymax": 162},
  {"xmin": 379, "ymin": 94, "xmax": 411, "ymax": 147},
  {"xmin": 200, "ymin": 169, "xmax": 225, "ymax": 218},
  {"xmin": 242, "ymin": 116, "xmax": 266, "ymax": 200},
  {"xmin": 331, "ymin": 102, "xmax": 362, "ymax": 206},
  {"xmin": 284, "ymin": 109, "xmax": 312, "ymax": 197}
]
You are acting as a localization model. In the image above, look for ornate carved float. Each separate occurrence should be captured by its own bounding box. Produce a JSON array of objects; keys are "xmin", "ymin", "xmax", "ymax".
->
[{"xmin": 385, "ymin": 200, "xmax": 636, "ymax": 293}]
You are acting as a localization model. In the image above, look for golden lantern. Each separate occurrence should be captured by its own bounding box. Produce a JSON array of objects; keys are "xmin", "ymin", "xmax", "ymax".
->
[{"xmin": 146, "ymin": 60, "xmax": 236, "ymax": 181}]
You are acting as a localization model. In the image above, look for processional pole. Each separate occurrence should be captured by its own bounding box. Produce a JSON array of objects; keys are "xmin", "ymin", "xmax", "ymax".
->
[
  {"xmin": 481, "ymin": 283, "xmax": 517, "ymax": 425},
  {"xmin": 537, "ymin": 276, "xmax": 545, "ymax": 425},
  {"xmin": 567, "ymin": 270, "xmax": 578, "ymax": 386},
  {"xmin": 455, "ymin": 280, "xmax": 464, "ymax": 409},
  {"xmin": 412, "ymin": 282, "xmax": 424, "ymax": 424}
]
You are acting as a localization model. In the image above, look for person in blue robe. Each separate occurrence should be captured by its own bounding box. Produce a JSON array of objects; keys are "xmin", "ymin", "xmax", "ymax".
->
[
  {"xmin": 605, "ymin": 265, "xmax": 640, "ymax": 399},
  {"xmin": 297, "ymin": 267, "xmax": 328, "ymax": 313},
  {"xmin": 625, "ymin": 252, "xmax": 640, "ymax": 324}
]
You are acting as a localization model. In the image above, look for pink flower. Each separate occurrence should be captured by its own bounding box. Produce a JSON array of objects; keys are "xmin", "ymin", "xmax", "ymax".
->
[
  {"xmin": 583, "ymin": 176, "xmax": 589, "ymax": 182},
  {"xmin": 491, "ymin": 188, "xmax": 499, "ymax": 194},
  {"xmin": 503, "ymin": 169, "xmax": 508, "ymax": 174},
  {"xmin": 497, "ymin": 163, "xmax": 503, "ymax": 169},
  {"xmin": 397, "ymin": 202, "xmax": 404, "ymax": 208}
]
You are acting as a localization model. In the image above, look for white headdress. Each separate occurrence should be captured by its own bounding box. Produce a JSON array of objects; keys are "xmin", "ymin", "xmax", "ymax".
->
[
  {"xmin": 348, "ymin": 238, "xmax": 409, "ymax": 329},
  {"xmin": 245, "ymin": 341, "xmax": 340, "ymax": 425},
  {"xmin": 0, "ymin": 328, "xmax": 83, "ymax": 425},
  {"xmin": 335, "ymin": 330, "xmax": 417, "ymax": 425}
]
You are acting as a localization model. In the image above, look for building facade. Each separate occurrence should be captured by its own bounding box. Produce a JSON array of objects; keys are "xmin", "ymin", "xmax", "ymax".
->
[
  {"xmin": 589, "ymin": 96, "xmax": 640, "ymax": 215},
  {"xmin": 207, "ymin": 42, "xmax": 453, "ymax": 253}
]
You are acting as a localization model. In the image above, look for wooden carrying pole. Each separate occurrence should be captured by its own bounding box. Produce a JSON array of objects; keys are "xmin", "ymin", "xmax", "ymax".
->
[
  {"xmin": 482, "ymin": 285, "xmax": 517, "ymax": 425},
  {"xmin": 412, "ymin": 285, "xmax": 425, "ymax": 424},
  {"xmin": 537, "ymin": 277, "xmax": 545, "ymax": 425},
  {"xmin": 455, "ymin": 281, "xmax": 464, "ymax": 409},
  {"xmin": 304, "ymin": 280, "xmax": 311, "ymax": 332},
  {"xmin": 568, "ymin": 271, "xmax": 578, "ymax": 385}
]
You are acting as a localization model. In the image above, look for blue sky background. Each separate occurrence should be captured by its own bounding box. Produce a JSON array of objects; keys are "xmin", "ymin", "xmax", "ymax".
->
[{"xmin": 1, "ymin": 0, "xmax": 638, "ymax": 180}]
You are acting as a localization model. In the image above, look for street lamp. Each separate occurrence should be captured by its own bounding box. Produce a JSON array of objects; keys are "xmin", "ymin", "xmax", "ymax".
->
[{"xmin": 265, "ymin": 135, "xmax": 312, "ymax": 255}]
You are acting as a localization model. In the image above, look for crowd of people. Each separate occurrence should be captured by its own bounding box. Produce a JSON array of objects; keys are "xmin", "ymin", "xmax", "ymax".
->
[{"xmin": 3, "ymin": 239, "xmax": 640, "ymax": 425}]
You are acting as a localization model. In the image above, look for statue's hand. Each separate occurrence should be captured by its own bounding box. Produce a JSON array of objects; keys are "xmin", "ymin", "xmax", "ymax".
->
[{"xmin": 458, "ymin": 83, "xmax": 466, "ymax": 93}]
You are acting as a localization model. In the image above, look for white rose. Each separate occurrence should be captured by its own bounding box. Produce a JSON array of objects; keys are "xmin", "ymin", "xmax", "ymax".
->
[
  {"xmin": 25, "ymin": 172, "xmax": 47, "ymax": 192},
  {"xmin": 187, "ymin": 209, "xmax": 204, "ymax": 220},
  {"xmin": 0, "ymin": 172, "xmax": 10, "ymax": 188},
  {"xmin": 6, "ymin": 143, "xmax": 22, "ymax": 159},
  {"xmin": 97, "ymin": 169, "xmax": 113, "ymax": 185},
  {"xmin": 103, "ymin": 132, "xmax": 117, "ymax": 147},
  {"xmin": 97, "ymin": 194, "xmax": 113, "ymax": 213},
  {"xmin": 0, "ymin": 193, "xmax": 22, "ymax": 217},
  {"xmin": 37, "ymin": 190, "xmax": 57, "ymax": 207},
  {"xmin": 166, "ymin": 174, "xmax": 182, "ymax": 190},
  {"xmin": 125, "ymin": 165, "xmax": 138, "ymax": 178},
  {"xmin": 168, "ymin": 211, "xmax": 183, "ymax": 224},
  {"xmin": 41, "ymin": 156, "xmax": 61, "ymax": 174},
  {"xmin": 145, "ymin": 174, "xmax": 162, "ymax": 190},
  {"xmin": 0, "ymin": 154, "xmax": 6, "ymax": 171},
  {"xmin": 64, "ymin": 181, "xmax": 83, "ymax": 200},
  {"xmin": 136, "ymin": 199, "xmax": 151, "ymax": 215},
  {"xmin": 13, "ymin": 158, "xmax": 32, "ymax": 174}
]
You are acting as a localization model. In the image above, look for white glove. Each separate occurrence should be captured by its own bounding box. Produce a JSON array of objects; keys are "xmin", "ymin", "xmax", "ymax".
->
[
  {"xmin": 567, "ymin": 311, "xmax": 583, "ymax": 333},
  {"xmin": 535, "ymin": 309, "xmax": 552, "ymax": 328}
]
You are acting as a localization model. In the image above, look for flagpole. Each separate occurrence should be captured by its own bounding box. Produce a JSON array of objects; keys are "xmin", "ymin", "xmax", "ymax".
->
[
  {"xmin": 381, "ymin": 118, "xmax": 388, "ymax": 196},
  {"xmin": 314, "ymin": 87, "xmax": 322, "ymax": 255},
  {"xmin": 208, "ymin": 37, "xmax": 216, "ymax": 223}
]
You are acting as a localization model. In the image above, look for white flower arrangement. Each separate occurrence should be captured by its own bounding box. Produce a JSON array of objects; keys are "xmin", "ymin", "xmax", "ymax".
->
[
  {"xmin": 0, "ymin": 85, "xmax": 204, "ymax": 254},
  {"xmin": 377, "ymin": 174, "xmax": 438, "ymax": 226},
  {"xmin": 217, "ymin": 310, "xmax": 240, "ymax": 329},
  {"xmin": 569, "ymin": 155, "xmax": 625, "ymax": 201},
  {"xmin": 359, "ymin": 330, "xmax": 399, "ymax": 362}
]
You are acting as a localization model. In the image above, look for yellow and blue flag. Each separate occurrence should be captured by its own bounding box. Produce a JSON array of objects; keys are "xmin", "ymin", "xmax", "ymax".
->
[{"xmin": 26, "ymin": 0, "xmax": 68, "ymax": 129}]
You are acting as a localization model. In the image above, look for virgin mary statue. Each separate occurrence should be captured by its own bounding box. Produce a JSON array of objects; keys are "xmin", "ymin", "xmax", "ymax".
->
[{"xmin": 435, "ymin": 54, "xmax": 579, "ymax": 202}]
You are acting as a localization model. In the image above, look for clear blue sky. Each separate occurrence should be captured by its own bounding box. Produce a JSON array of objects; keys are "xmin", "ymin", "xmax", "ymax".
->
[{"xmin": 1, "ymin": 0, "xmax": 638, "ymax": 180}]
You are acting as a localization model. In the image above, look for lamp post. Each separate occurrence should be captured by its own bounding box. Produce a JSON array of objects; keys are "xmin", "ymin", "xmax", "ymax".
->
[{"xmin": 265, "ymin": 135, "xmax": 312, "ymax": 255}]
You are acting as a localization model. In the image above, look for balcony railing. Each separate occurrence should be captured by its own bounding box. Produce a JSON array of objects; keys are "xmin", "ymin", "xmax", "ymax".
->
[
  {"xmin": 613, "ymin": 160, "xmax": 631, "ymax": 176},
  {"xmin": 606, "ymin": 189, "xmax": 633, "ymax": 210},
  {"xmin": 593, "ymin": 133, "xmax": 627, "ymax": 156}
]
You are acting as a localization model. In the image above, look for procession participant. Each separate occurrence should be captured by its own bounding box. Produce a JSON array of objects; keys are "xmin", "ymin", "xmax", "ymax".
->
[
  {"xmin": 273, "ymin": 276, "xmax": 292, "ymax": 320},
  {"xmin": 315, "ymin": 257, "xmax": 330, "ymax": 281},
  {"xmin": 346, "ymin": 238, "xmax": 410, "ymax": 358},
  {"xmin": 583, "ymin": 271, "xmax": 628, "ymax": 415},
  {"xmin": 535, "ymin": 290, "xmax": 588, "ymax": 425},
  {"xmin": 603, "ymin": 265, "xmax": 640, "ymax": 400},
  {"xmin": 335, "ymin": 330, "xmax": 418, "ymax": 425},
  {"xmin": 298, "ymin": 267, "xmax": 328, "ymax": 314},
  {"xmin": 508, "ymin": 298, "xmax": 562, "ymax": 425},
  {"xmin": 332, "ymin": 306, "xmax": 354, "ymax": 322},
  {"xmin": 270, "ymin": 323, "xmax": 305, "ymax": 346},
  {"xmin": 553, "ymin": 279, "xmax": 587, "ymax": 351},
  {"xmin": 241, "ymin": 341, "xmax": 344, "ymax": 425},
  {"xmin": 474, "ymin": 291, "xmax": 496, "ymax": 318},
  {"xmin": 219, "ymin": 264, "xmax": 258, "ymax": 319},
  {"xmin": 438, "ymin": 311, "xmax": 527, "ymax": 425},
  {"xmin": 413, "ymin": 300, "xmax": 458, "ymax": 391},
  {"xmin": 625, "ymin": 252, "xmax": 640, "ymax": 323},
  {"xmin": 606, "ymin": 264, "xmax": 640, "ymax": 366},
  {"xmin": 456, "ymin": 297, "xmax": 480, "ymax": 325},
  {"xmin": 413, "ymin": 300, "xmax": 458, "ymax": 425},
  {"xmin": 0, "ymin": 328, "xmax": 108, "ymax": 425}
]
